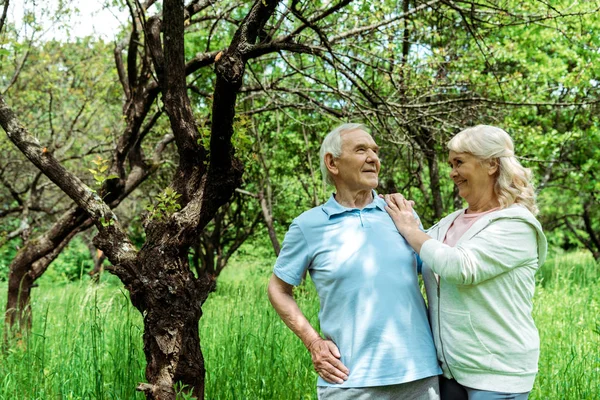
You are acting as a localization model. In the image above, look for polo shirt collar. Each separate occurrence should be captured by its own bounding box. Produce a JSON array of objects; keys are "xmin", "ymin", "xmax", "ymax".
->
[{"xmin": 321, "ymin": 190, "xmax": 386, "ymax": 218}]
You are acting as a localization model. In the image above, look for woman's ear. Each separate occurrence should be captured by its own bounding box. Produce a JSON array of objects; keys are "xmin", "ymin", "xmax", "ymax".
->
[
  {"xmin": 325, "ymin": 153, "xmax": 338, "ymax": 176},
  {"xmin": 488, "ymin": 158, "xmax": 499, "ymax": 175}
]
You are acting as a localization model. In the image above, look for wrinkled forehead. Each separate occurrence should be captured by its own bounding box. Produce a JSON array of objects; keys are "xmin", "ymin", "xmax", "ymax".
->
[
  {"xmin": 447, "ymin": 150, "xmax": 476, "ymax": 163},
  {"xmin": 341, "ymin": 129, "xmax": 377, "ymax": 146}
]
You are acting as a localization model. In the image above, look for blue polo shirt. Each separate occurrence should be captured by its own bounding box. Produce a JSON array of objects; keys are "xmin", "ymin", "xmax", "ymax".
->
[{"xmin": 274, "ymin": 192, "xmax": 441, "ymax": 388}]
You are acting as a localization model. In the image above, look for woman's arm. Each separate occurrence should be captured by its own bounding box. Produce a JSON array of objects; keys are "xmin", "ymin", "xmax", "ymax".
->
[
  {"xmin": 419, "ymin": 220, "xmax": 539, "ymax": 285},
  {"xmin": 384, "ymin": 194, "xmax": 539, "ymax": 285}
]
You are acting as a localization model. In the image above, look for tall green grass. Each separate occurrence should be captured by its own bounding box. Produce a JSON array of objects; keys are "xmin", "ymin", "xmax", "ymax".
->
[
  {"xmin": 0, "ymin": 251, "xmax": 597, "ymax": 399},
  {"xmin": 0, "ymin": 282, "xmax": 145, "ymax": 399},
  {"xmin": 533, "ymin": 252, "xmax": 600, "ymax": 399}
]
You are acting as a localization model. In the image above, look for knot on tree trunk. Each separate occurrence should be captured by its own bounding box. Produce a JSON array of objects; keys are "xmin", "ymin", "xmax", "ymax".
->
[
  {"xmin": 136, "ymin": 382, "xmax": 175, "ymax": 399},
  {"xmin": 215, "ymin": 54, "xmax": 244, "ymax": 86}
]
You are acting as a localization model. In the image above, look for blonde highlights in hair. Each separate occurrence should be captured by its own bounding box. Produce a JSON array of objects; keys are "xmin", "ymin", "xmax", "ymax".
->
[{"xmin": 448, "ymin": 125, "xmax": 538, "ymax": 215}]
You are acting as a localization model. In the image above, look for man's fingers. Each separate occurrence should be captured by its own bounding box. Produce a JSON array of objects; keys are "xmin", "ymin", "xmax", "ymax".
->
[
  {"xmin": 317, "ymin": 361, "xmax": 348, "ymax": 383},
  {"xmin": 311, "ymin": 340, "xmax": 349, "ymax": 383},
  {"xmin": 324, "ymin": 340, "xmax": 349, "ymax": 374},
  {"xmin": 320, "ymin": 370, "xmax": 345, "ymax": 384},
  {"xmin": 399, "ymin": 198, "xmax": 414, "ymax": 211},
  {"xmin": 329, "ymin": 357, "xmax": 350, "ymax": 375},
  {"xmin": 326, "ymin": 340, "xmax": 341, "ymax": 358}
]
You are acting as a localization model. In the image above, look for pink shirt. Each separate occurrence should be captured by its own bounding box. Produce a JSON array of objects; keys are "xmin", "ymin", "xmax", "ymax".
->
[{"xmin": 443, "ymin": 208, "xmax": 499, "ymax": 247}]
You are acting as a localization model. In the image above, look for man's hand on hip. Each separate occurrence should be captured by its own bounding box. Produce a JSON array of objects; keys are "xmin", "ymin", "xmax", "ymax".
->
[{"xmin": 308, "ymin": 338, "xmax": 349, "ymax": 384}]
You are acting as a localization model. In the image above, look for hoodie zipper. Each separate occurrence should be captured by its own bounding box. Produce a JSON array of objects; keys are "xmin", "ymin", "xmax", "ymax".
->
[{"xmin": 437, "ymin": 270, "xmax": 455, "ymax": 379}]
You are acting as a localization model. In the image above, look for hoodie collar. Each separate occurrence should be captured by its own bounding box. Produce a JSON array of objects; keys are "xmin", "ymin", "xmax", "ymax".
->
[{"xmin": 436, "ymin": 204, "xmax": 547, "ymax": 266}]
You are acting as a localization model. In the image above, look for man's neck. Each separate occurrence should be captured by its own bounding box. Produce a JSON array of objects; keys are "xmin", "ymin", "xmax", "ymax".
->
[{"xmin": 334, "ymin": 189, "xmax": 374, "ymax": 210}]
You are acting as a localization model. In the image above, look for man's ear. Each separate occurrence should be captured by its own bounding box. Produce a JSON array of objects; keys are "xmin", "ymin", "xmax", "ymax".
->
[{"xmin": 325, "ymin": 153, "xmax": 339, "ymax": 176}]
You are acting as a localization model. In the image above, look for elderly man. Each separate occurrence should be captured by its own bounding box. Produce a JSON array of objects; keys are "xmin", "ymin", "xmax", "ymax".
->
[{"xmin": 268, "ymin": 123, "xmax": 441, "ymax": 399}]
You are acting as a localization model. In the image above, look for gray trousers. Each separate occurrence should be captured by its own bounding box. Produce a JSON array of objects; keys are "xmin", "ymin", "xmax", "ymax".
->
[{"xmin": 317, "ymin": 376, "xmax": 440, "ymax": 400}]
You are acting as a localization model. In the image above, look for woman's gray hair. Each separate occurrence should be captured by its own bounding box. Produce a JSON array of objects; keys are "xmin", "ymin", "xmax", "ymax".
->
[
  {"xmin": 448, "ymin": 125, "xmax": 538, "ymax": 215},
  {"xmin": 319, "ymin": 123, "xmax": 367, "ymax": 186}
]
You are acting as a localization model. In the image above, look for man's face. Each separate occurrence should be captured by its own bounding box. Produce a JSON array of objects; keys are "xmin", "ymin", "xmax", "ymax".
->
[{"xmin": 333, "ymin": 129, "xmax": 381, "ymax": 192}]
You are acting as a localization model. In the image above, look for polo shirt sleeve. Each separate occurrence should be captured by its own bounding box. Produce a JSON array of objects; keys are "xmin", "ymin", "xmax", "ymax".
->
[
  {"xmin": 420, "ymin": 218, "xmax": 539, "ymax": 285},
  {"xmin": 273, "ymin": 220, "xmax": 311, "ymax": 286}
]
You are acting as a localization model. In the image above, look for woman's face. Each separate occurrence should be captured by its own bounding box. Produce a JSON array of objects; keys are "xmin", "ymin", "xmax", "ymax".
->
[{"xmin": 448, "ymin": 151, "xmax": 497, "ymax": 208}]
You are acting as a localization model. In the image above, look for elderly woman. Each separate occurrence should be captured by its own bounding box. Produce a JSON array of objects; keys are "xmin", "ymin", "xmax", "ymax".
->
[{"xmin": 385, "ymin": 125, "xmax": 547, "ymax": 400}]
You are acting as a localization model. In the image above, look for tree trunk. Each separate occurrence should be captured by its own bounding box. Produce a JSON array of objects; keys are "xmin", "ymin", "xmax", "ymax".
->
[
  {"xmin": 5, "ymin": 264, "xmax": 34, "ymax": 333},
  {"xmin": 4, "ymin": 209, "xmax": 89, "ymax": 337},
  {"xmin": 259, "ymin": 190, "xmax": 280, "ymax": 256},
  {"xmin": 452, "ymin": 184, "xmax": 463, "ymax": 211},
  {"xmin": 410, "ymin": 126, "xmax": 444, "ymax": 220},
  {"xmin": 134, "ymin": 248, "xmax": 214, "ymax": 399},
  {"xmin": 425, "ymin": 150, "xmax": 444, "ymax": 220}
]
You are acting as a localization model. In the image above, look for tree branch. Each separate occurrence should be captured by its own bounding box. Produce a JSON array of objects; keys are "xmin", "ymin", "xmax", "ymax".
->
[{"xmin": 0, "ymin": 95, "xmax": 138, "ymax": 276}]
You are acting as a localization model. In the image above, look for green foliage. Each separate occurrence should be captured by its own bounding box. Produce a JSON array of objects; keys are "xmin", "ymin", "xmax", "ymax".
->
[
  {"xmin": 174, "ymin": 382, "xmax": 196, "ymax": 400},
  {"xmin": 88, "ymin": 156, "xmax": 119, "ymax": 189},
  {"xmin": 196, "ymin": 123, "xmax": 211, "ymax": 153},
  {"xmin": 0, "ymin": 239, "xmax": 19, "ymax": 282},
  {"xmin": 144, "ymin": 187, "xmax": 182, "ymax": 221},
  {"xmin": 45, "ymin": 236, "xmax": 94, "ymax": 282}
]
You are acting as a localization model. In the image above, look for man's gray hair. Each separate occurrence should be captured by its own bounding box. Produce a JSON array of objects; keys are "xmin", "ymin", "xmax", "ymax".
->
[{"xmin": 319, "ymin": 123, "xmax": 367, "ymax": 186}]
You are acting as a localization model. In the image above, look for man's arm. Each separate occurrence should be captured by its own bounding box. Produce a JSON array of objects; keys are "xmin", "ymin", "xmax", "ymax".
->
[{"xmin": 267, "ymin": 274, "xmax": 349, "ymax": 384}]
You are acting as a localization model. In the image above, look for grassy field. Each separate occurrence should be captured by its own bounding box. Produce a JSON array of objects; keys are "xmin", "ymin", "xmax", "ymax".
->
[{"xmin": 0, "ymin": 251, "xmax": 598, "ymax": 399}]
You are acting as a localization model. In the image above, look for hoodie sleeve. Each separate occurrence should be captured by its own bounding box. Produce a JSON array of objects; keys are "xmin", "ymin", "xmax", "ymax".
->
[{"xmin": 420, "ymin": 218, "xmax": 540, "ymax": 285}]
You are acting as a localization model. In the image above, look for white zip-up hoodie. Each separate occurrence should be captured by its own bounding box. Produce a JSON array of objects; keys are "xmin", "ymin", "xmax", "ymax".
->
[{"xmin": 420, "ymin": 204, "xmax": 547, "ymax": 393}]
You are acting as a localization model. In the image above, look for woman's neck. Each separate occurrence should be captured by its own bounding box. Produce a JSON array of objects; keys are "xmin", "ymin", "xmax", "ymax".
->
[{"xmin": 466, "ymin": 197, "xmax": 500, "ymax": 213}]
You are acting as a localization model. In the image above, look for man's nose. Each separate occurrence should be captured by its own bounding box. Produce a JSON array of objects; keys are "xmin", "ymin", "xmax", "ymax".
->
[{"xmin": 367, "ymin": 149, "xmax": 379, "ymax": 161}]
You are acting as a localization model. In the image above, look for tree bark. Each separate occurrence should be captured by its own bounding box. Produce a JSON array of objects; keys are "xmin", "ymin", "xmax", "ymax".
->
[
  {"xmin": 259, "ymin": 190, "xmax": 280, "ymax": 256},
  {"xmin": 133, "ymin": 245, "xmax": 214, "ymax": 399},
  {"xmin": 425, "ymin": 150, "xmax": 444, "ymax": 220},
  {"xmin": 5, "ymin": 264, "xmax": 34, "ymax": 333},
  {"xmin": 410, "ymin": 126, "xmax": 444, "ymax": 219}
]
